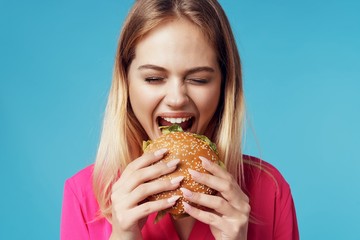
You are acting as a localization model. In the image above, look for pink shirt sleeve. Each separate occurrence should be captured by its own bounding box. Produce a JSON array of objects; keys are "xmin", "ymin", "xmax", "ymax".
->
[
  {"xmin": 273, "ymin": 178, "xmax": 299, "ymax": 240},
  {"xmin": 60, "ymin": 166, "xmax": 111, "ymax": 240},
  {"xmin": 244, "ymin": 156, "xmax": 299, "ymax": 240},
  {"xmin": 60, "ymin": 178, "xmax": 90, "ymax": 240}
]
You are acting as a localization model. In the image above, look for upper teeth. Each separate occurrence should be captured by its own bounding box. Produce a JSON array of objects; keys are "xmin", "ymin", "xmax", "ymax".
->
[{"xmin": 163, "ymin": 117, "xmax": 191, "ymax": 124}]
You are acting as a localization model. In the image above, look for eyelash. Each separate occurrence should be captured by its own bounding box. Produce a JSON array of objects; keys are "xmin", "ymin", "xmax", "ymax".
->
[
  {"xmin": 144, "ymin": 77, "xmax": 209, "ymax": 85},
  {"xmin": 144, "ymin": 77, "xmax": 164, "ymax": 83},
  {"xmin": 187, "ymin": 78, "xmax": 208, "ymax": 84}
]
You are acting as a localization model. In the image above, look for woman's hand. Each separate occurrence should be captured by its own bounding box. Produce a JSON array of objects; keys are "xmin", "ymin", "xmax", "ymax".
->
[
  {"xmin": 180, "ymin": 156, "xmax": 250, "ymax": 240},
  {"xmin": 110, "ymin": 149, "xmax": 183, "ymax": 240}
]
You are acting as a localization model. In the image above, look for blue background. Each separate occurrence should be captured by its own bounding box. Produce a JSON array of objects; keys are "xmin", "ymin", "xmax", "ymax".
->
[{"xmin": 1, "ymin": 0, "xmax": 359, "ymax": 239}]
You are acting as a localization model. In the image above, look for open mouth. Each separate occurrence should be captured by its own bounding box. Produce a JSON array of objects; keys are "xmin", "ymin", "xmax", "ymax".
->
[{"xmin": 157, "ymin": 116, "xmax": 193, "ymax": 132}]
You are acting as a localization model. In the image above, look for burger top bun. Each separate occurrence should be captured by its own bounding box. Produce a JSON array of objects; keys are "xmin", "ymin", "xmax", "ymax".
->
[{"xmin": 143, "ymin": 125, "xmax": 224, "ymax": 222}]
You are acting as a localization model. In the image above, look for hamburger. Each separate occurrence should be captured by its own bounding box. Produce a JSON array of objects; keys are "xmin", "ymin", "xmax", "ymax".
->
[{"xmin": 143, "ymin": 124, "xmax": 224, "ymax": 222}]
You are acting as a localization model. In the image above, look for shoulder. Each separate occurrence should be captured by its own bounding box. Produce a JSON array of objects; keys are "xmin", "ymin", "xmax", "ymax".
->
[
  {"xmin": 242, "ymin": 155, "xmax": 291, "ymax": 198},
  {"xmin": 62, "ymin": 165, "xmax": 112, "ymax": 239},
  {"xmin": 64, "ymin": 165, "xmax": 95, "ymax": 201},
  {"xmin": 242, "ymin": 155, "xmax": 299, "ymax": 239},
  {"xmin": 62, "ymin": 164, "xmax": 100, "ymax": 221}
]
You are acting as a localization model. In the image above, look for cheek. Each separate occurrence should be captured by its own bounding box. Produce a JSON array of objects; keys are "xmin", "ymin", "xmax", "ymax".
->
[
  {"xmin": 129, "ymin": 84, "xmax": 158, "ymax": 123},
  {"xmin": 192, "ymin": 86, "xmax": 220, "ymax": 120},
  {"xmin": 129, "ymin": 87, "xmax": 144, "ymax": 114}
]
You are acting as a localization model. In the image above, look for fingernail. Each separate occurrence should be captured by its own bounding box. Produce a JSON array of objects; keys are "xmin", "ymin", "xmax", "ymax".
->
[
  {"xmin": 167, "ymin": 195, "xmax": 181, "ymax": 204},
  {"xmin": 171, "ymin": 176, "xmax": 184, "ymax": 185},
  {"xmin": 154, "ymin": 148, "xmax": 168, "ymax": 157},
  {"xmin": 167, "ymin": 159, "xmax": 180, "ymax": 168},
  {"xmin": 180, "ymin": 187, "xmax": 193, "ymax": 198},
  {"xmin": 199, "ymin": 156, "xmax": 211, "ymax": 168},
  {"xmin": 188, "ymin": 169, "xmax": 201, "ymax": 178},
  {"xmin": 182, "ymin": 201, "xmax": 191, "ymax": 211}
]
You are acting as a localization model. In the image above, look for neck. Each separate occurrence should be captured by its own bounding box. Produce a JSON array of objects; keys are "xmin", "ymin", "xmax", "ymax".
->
[{"xmin": 173, "ymin": 216, "xmax": 196, "ymax": 240}]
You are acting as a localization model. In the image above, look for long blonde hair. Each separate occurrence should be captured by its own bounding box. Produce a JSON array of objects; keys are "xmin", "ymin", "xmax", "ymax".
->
[{"xmin": 93, "ymin": 0, "xmax": 245, "ymax": 220}]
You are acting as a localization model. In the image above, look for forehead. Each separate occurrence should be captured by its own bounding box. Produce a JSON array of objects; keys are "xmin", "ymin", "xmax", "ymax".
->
[{"xmin": 132, "ymin": 18, "xmax": 218, "ymax": 68}]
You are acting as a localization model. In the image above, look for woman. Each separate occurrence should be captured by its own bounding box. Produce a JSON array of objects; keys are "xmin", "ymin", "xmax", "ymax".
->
[{"xmin": 61, "ymin": 0, "xmax": 299, "ymax": 239}]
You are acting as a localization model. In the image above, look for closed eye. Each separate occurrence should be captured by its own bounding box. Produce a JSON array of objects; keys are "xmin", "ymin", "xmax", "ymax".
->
[
  {"xmin": 145, "ymin": 77, "xmax": 165, "ymax": 83},
  {"xmin": 186, "ymin": 78, "xmax": 209, "ymax": 85}
]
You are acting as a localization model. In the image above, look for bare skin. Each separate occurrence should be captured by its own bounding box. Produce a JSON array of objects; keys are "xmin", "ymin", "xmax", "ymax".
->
[{"xmin": 173, "ymin": 217, "xmax": 196, "ymax": 240}]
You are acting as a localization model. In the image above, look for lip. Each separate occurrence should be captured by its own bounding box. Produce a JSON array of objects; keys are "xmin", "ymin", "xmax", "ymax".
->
[
  {"xmin": 157, "ymin": 112, "xmax": 194, "ymax": 118},
  {"xmin": 156, "ymin": 112, "xmax": 195, "ymax": 133}
]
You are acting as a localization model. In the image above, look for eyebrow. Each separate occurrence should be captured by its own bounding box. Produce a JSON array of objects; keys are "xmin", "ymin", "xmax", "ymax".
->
[
  {"xmin": 138, "ymin": 64, "xmax": 166, "ymax": 72},
  {"xmin": 138, "ymin": 64, "xmax": 215, "ymax": 75}
]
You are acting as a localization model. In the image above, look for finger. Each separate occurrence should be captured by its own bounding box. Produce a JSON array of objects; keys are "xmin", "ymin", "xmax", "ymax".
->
[
  {"xmin": 187, "ymin": 168, "xmax": 249, "ymax": 209},
  {"xmin": 112, "ymin": 196, "xmax": 180, "ymax": 230},
  {"xmin": 187, "ymin": 168, "xmax": 229, "ymax": 194},
  {"xmin": 182, "ymin": 201, "xmax": 222, "ymax": 227},
  {"xmin": 129, "ymin": 176, "xmax": 185, "ymax": 205},
  {"xmin": 129, "ymin": 196, "xmax": 181, "ymax": 221},
  {"xmin": 183, "ymin": 201, "xmax": 249, "ymax": 240},
  {"xmin": 199, "ymin": 156, "xmax": 231, "ymax": 181},
  {"xmin": 113, "ymin": 176, "xmax": 183, "ymax": 210},
  {"xmin": 180, "ymin": 187, "xmax": 233, "ymax": 216},
  {"xmin": 125, "ymin": 148, "xmax": 168, "ymax": 175},
  {"xmin": 113, "ymin": 158, "xmax": 180, "ymax": 193},
  {"xmin": 114, "ymin": 149, "xmax": 168, "ymax": 188}
]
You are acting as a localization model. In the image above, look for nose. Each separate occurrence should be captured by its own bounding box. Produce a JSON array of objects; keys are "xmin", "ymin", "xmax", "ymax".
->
[{"xmin": 164, "ymin": 80, "xmax": 189, "ymax": 108}]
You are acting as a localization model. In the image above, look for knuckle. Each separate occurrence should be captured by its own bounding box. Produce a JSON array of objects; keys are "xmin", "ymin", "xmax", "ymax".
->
[
  {"xmin": 150, "ymin": 161, "xmax": 169, "ymax": 175},
  {"xmin": 130, "ymin": 170, "xmax": 141, "ymax": 180},
  {"xmin": 222, "ymin": 181, "xmax": 233, "ymax": 192},
  {"xmin": 159, "ymin": 178, "xmax": 172, "ymax": 190},
  {"xmin": 214, "ymin": 197, "xmax": 227, "ymax": 210},
  {"xmin": 243, "ymin": 193, "xmax": 250, "ymax": 203},
  {"xmin": 190, "ymin": 191, "xmax": 198, "ymax": 201},
  {"xmin": 111, "ymin": 193, "xmax": 125, "ymax": 207},
  {"xmin": 238, "ymin": 213, "xmax": 250, "ymax": 225},
  {"xmin": 231, "ymin": 225, "xmax": 241, "ymax": 237},
  {"xmin": 206, "ymin": 213, "xmax": 218, "ymax": 225},
  {"xmin": 136, "ymin": 184, "xmax": 149, "ymax": 196},
  {"xmin": 195, "ymin": 172, "xmax": 207, "ymax": 183},
  {"xmin": 110, "ymin": 193, "xmax": 116, "ymax": 202},
  {"xmin": 142, "ymin": 205, "xmax": 152, "ymax": 215},
  {"xmin": 160, "ymin": 161, "xmax": 171, "ymax": 172},
  {"xmin": 140, "ymin": 202, "xmax": 154, "ymax": 215},
  {"xmin": 110, "ymin": 190, "xmax": 121, "ymax": 202},
  {"xmin": 243, "ymin": 202, "xmax": 251, "ymax": 215},
  {"xmin": 125, "ymin": 161, "xmax": 137, "ymax": 172},
  {"xmin": 224, "ymin": 173, "xmax": 233, "ymax": 182}
]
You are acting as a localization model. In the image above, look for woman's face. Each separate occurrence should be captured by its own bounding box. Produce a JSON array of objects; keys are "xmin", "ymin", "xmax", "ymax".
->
[{"xmin": 128, "ymin": 18, "xmax": 221, "ymax": 140}]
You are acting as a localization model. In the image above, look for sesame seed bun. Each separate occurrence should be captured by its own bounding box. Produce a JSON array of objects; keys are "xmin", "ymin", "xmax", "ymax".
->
[{"xmin": 143, "ymin": 126, "xmax": 222, "ymax": 221}]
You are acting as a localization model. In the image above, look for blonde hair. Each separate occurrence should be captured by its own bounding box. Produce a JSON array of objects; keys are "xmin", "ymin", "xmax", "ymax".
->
[{"xmin": 93, "ymin": 0, "xmax": 245, "ymax": 220}]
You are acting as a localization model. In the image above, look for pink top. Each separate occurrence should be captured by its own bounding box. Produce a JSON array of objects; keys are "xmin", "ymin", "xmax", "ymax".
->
[{"xmin": 61, "ymin": 156, "xmax": 299, "ymax": 239}]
